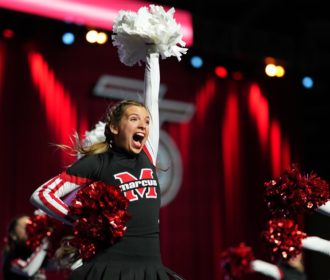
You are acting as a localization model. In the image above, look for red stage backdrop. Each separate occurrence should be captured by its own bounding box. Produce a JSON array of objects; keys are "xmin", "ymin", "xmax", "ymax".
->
[{"xmin": 0, "ymin": 15, "xmax": 316, "ymax": 280}]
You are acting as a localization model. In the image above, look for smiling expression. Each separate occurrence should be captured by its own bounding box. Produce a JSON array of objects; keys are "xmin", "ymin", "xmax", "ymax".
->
[{"xmin": 110, "ymin": 105, "xmax": 150, "ymax": 154}]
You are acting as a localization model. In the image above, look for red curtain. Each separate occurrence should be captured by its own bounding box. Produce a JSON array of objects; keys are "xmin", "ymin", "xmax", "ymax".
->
[{"xmin": 0, "ymin": 34, "xmax": 301, "ymax": 280}]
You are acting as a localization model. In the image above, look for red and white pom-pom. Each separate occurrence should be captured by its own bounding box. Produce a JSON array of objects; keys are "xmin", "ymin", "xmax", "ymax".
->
[
  {"xmin": 262, "ymin": 218, "xmax": 306, "ymax": 261},
  {"xmin": 220, "ymin": 242, "xmax": 255, "ymax": 279},
  {"xmin": 264, "ymin": 163, "xmax": 329, "ymax": 218},
  {"xmin": 67, "ymin": 181, "xmax": 131, "ymax": 261}
]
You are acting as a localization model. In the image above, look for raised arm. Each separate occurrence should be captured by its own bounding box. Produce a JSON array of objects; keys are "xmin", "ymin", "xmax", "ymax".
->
[{"xmin": 143, "ymin": 52, "xmax": 160, "ymax": 166}]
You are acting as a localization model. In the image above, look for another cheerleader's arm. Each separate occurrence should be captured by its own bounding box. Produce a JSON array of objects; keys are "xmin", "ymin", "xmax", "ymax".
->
[
  {"xmin": 143, "ymin": 52, "xmax": 160, "ymax": 165},
  {"xmin": 250, "ymin": 260, "xmax": 283, "ymax": 280},
  {"xmin": 10, "ymin": 239, "xmax": 49, "ymax": 277},
  {"xmin": 317, "ymin": 200, "xmax": 330, "ymax": 217},
  {"xmin": 302, "ymin": 236, "xmax": 330, "ymax": 256},
  {"xmin": 71, "ymin": 258, "xmax": 83, "ymax": 270},
  {"xmin": 30, "ymin": 171, "xmax": 93, "ymax": 224}
]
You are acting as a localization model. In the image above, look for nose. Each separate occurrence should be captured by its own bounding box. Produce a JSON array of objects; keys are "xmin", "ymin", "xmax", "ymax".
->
[{"xmin": 138, "ymin": 120, "xmax": 147, "ymax": 129}]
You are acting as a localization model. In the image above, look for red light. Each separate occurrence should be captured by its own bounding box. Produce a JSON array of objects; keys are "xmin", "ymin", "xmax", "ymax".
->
[
  {"xmin": 214, "ymin": 66, "xmax": 228, "ymax": 78},
  {"xmin": 2, "ymin": 29, "xmax": 14, "ymax": 38},
  {"xmin": 231, "ymin": 71, "xmax": 243, "ymax": 81},
  {"xmin": 0, "ymin": 0, "xmax": 193, "ymax": 46}
]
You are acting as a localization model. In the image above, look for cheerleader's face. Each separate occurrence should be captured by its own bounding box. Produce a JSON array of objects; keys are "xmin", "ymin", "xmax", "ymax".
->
[{"xmin": 110, "ymin": 105, "xmax": 150, "ymax": 154}]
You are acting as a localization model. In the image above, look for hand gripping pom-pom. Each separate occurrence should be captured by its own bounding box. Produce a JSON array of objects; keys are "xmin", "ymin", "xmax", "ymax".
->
[
  {"xmin": 25, "ymin": 214, "xmax": 71, "ymax": 258},
  {"xmin": 261, "ymin": 218, "xmax": 306, "ymax": 261},
  {"xmin": 67, "ymin": 181, "xmax": 131, "ymax": 261},
  {"xmin": 264, "ymin": 163, "xmax": 329, "ymax": 218},
  {"xmin": 220, "ymin": 242, "xmax": 255, "ymax": 278}
]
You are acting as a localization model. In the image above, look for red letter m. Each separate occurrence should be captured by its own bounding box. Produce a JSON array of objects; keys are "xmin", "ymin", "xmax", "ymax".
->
[{"xmin": 114, "ymin": 168, "xmax": 157, "ymax": 201}]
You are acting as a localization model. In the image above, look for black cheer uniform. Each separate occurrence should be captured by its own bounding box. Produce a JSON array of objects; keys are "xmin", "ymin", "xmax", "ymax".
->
[
  {"xmin": 31, "ymin": 147, "xmax": 184, "ymax": 280},
  {"xmin": 67, "ymin": 148, "xmax": 183, "ymax": 280},
  {"xmin": 30, "ymin": 53, "xmax": 185, "ymax": 280}
]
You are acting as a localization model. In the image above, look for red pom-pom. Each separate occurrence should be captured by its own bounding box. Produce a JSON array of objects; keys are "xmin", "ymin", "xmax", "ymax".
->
[
  {"xmin": 264, "ymin": 163, "xmax": 329, "ymax": 218},
  {"xmin": 220, "ymin": 242, "xmax": 255, "ymax": 279},
  {"xmin": 67, "ymin": 181, "xmax": 131, "ymax": 261},
  {"xmin": 26, "ymin": 213, "xmax": 70, "ymax": 258},
  {"xmin": 261, "ymin": 218, "xmax": 306, "ymax": 261}
]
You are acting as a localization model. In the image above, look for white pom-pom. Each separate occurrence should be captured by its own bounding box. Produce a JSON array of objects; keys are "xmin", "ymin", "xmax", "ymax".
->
[
  {"xmin": 112, "ymin": 4, "xmax": 188, "ymax": 66},
  {"xmin": 84, "ymin": 121, "xmax": 106, "ymax": 145},
  {"xmin": 76, "ymin": 122, "xmax": 107, "ymax": 159},
  {"xmin": 33, "ymin": 209, "xmax": 46, "ymax": 216}
]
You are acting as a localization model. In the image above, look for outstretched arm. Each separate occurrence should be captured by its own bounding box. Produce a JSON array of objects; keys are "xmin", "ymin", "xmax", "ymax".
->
[
  {"xmin": 10, "ymin": 240, "xmax": 48, "ymax": 277},
  {"xmin": 250, "ymin": 259, "xmax": 283, "ymax": 280},
  {"xmin": 317, "ymin": 200, "xmax": 330, "ymax": 217},
  {"xmin": 143, "ymin": 52, "xmax": 160, "ymax": 165},
  {"xmin": 302, "ymin": 236, "xmax": 330, "ymax": 256}
]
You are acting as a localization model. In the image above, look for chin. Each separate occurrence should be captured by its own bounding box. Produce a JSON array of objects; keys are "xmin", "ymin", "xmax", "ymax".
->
[{"xmin": 131, "ymin": 149, "xmax": 143, "ymax": 154}]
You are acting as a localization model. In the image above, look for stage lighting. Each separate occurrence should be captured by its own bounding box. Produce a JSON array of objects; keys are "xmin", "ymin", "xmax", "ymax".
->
[
  {"xmin": 96, "ymin": 32, "xmax": 108, "ymax": 44},
  {"xmin": 231, "ymin": 71, "xmax": 243, "ymax": 81},
  {"xmin": 302, "ymin": 76, "xmax": 313, "ymax": 89},
  {"xmin": 190, "ymin": 55, "xmax": 203, "ymax": 69},
  {"xmin": 214, "ymin": 66, "xmax": 228, "ymax": 78},
  {"xmin": 265, "ymin": 64, "xmax": 277, "ymax": 77},
  {"xmin": 86, "ymin": 30, "xmax": 98, "ymax": 43},
  {"xmin": 264, "ymin": 57, "xmax": 286, "ymax": 78},
  {"xmin": 62, "ymin": 32, "xmax": 75, "ymax": 45},
  {"xmin": 275, "ymin": 65, "xmax": 285, "ymax": 77},
  {"xmin": 2, "ymin": 28, "xmax": 14, "ymax": 39}
]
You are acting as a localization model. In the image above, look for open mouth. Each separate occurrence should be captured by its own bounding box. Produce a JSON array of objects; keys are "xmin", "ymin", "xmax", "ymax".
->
[{"xmin": 132, "ymin": 132, "xmax": 145, "ymax": 148}]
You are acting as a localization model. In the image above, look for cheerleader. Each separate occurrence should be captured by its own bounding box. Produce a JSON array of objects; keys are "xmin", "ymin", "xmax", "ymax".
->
[
  {"xmin": 2, "ymin": 215, "xmax": 48, "ymax": 280},
  {"xmin": 30, "ymin": 5, "xmax": 187, "ymax": 279}
]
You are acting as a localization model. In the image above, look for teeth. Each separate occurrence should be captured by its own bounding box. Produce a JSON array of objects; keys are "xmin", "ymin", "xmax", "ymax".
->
[{"xmin": 133, "ymin": 132, "xmax": 144, "ymax": 143}]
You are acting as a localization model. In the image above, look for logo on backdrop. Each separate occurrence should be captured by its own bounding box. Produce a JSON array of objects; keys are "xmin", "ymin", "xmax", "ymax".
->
[{"xmin": 93, "ymin": 74, "xmax": 195, "ymax": 206}]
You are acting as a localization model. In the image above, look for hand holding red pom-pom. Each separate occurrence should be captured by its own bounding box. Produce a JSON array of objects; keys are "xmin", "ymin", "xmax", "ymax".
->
[
  {"xmin": 264, "ymin": 164, "xmax": 329, "ymax": 218},
  {"xmin": 261, "ymin": 218, "xmax": 306, "ymax": 261},
  {"xmin": 220, "ymin": 242, "xmax": 255, "ymax": 279},
  {"xmin": 25, "ymin": 212, "xmax": 71, "ymax": 258},
  {"xmin": 67, "ymin": 181, "xmax": 131, "ymax": 261}
]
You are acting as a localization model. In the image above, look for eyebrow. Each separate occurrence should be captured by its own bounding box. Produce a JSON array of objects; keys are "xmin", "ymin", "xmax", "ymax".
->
[{"xmin": 127, "ymin": 113, "xmax": 150, "ymax": 119}]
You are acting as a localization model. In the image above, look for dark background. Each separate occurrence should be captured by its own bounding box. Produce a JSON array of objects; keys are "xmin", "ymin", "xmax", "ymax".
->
[{"xmin": 152, "ymin": 0, "xmax": 330, "ymax": 188}]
